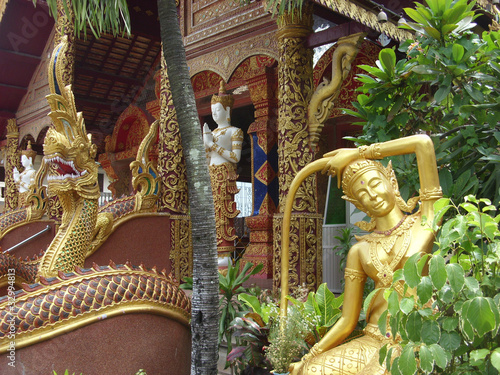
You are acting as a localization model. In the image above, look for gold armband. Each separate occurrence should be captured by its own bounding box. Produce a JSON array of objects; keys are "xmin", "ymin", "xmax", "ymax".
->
[
  {"xmin": 359, "ymin": 144, "xmax": 382, "ymax": 159},
  {"xmin": 419, "ymin": 187, "xmax": 443, "ymax": 201},
  {"xmin": 344, "ymin": 267, "xmax": 367, "ymax": 282}
]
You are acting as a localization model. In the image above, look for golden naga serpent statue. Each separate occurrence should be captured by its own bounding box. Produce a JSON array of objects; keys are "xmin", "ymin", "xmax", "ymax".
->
[
  {"xmin": 280, "ymin": 135, "xmax": 442, "ymax": 375},
  {"xmin": 307, "ymin": 32, "xmax": 365, "ymax": 150},
  {"xmin": 0, "ymin": 37, "xmax": 190, "ymax": 353}
]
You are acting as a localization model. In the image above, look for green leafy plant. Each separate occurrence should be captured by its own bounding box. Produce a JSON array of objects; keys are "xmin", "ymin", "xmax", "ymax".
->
[
  {"xmin": 219, "ymin": 261, "xmax": 264, "ymax": 365},
  {"xmin": 288, "ymin": 283, "xmax": 343, "ymax": 344},
  {"xmin": 52, "ymin": 371, "xmax": 82, "ymax": 375},
  {"xmin": 347, "ymin": 0, "xmax": 500, "ymax": 204},
  {"xmin": 265, "ymin": 306, "xmax": 311, "ymax": 374},
  {"xmin": 375, "ymin": 196, "xmax": 500, "ymax": 374},
  {"xmin": 227, "ymin": 293, "xmax": 279, "ymax": 374}
]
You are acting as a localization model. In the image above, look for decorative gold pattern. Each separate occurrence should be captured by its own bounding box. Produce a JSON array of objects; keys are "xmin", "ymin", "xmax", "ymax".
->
[
  {"xmin": 276, "ymin": 6, "xmax": 317, "ymax": 214},
  {"xmin": 187, "ymin": 31, "xmax": 279, "ymax": 82},
  {"xmin": 273, "ymin": 213, "xmax": 322, "ymax": 293},
  {"xmin": 158, "ymin": 52, "xmax": 189, "ymax": 215},
  {"xmin": 209, "ymin": 163, "xmax": 240, "ymax": 256},
  {"xmin": 54, "ymin": 0, "xmax": 75, "ymax": 86},
  {"xmin": 344, "ymin": 267, "xmax": 367, "ymax": 283},
  {"xmin": 170, "ymin": 215, "xmax": 193, "ymax": 280},
  {"xmin": 419, "ymin": 187, "xmax": 443, "ymax": 201},
  {"xmin": 4, "ymin": 119, "xmax": 20, "ymax": 211},
  {"xmin": 318, "ymin": 0, "xmax": 413, "ymax": 42},
  {"xmin": 308, "ymin": 33, "xmax": 365, "ymax": 150}
]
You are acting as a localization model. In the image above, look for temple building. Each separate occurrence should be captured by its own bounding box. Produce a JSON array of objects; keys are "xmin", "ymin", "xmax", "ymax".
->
[{"xmin": 0, "ymin": 0, "xmax": 497, "ymax": 291}]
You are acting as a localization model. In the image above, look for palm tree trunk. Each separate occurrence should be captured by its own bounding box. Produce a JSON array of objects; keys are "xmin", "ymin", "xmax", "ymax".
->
[{"xmin": 157, "ymin": 1, "xmax": 219, "ymax": 374}]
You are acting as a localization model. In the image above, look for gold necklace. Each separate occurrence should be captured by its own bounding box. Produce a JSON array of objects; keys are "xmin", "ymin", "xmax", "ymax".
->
[{"xmin": 365, "ymin": 215, "xmax": 417, "ymax": 288}]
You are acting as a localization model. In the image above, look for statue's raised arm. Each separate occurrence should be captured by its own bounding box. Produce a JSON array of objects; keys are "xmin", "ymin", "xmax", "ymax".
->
[{"xmin": 285, "ymin": 135, "xmax": 442, "ymax": 375}]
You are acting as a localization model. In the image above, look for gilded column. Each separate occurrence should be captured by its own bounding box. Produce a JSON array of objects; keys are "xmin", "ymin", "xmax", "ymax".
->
[
  {"xmin": 4, "ymin": 119, "xmax": 20, "ymax": 211},
  {"xmin": 273, "ymin": 3, "xmax": 322, "ymax": 293},
  {"xmin": 157, "ymin": 50, "xmax": 192, "ymax": 281},
  {"xmin": 241, "ymin": 66, "xmax": 279, "ymax": 283}
]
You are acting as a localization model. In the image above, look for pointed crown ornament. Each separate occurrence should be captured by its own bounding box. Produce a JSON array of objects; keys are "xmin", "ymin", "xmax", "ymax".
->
[
  {"xmin": 211, "ymin": 80, "xmax": 234, "ymax": 109},
  {"xmin": 22, "ymin": 141, "xmax": 37, "ymax": 162}
]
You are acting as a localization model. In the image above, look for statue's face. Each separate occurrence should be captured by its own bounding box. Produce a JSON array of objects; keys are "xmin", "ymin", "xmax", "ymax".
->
[
  {"xmin": 352, "ymin": 169, "xmax": 396, "ymax": 217},
  {"xmin": 21, "ymin": 155, "xmax": 31, "ymax": 168},
  {"xmin": 211, "ymin": 102, "xmax": 229, "ymax": 125}
]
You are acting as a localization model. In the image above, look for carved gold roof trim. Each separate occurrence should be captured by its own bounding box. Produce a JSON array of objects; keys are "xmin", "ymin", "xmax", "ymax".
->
[
  {"xmin": 0, "ymin": 0, "xmax": 8, "ymax": 24},
  {"xmin": 317, "ymin": 0, "xmax": 413, "ymax": 42}
]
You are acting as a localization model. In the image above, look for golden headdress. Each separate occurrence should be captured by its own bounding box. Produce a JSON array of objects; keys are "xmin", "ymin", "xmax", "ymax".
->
[
  {"xmin": 211, "ymin": 80, "xmax": 234, "ymax": 109},
  {"xmin": 22, "ymin": 141, "xmax": 37, "ymax": 162},
  {"xmin": 341, "ymin": 159, "xmax": 419, "ymax": 230}
]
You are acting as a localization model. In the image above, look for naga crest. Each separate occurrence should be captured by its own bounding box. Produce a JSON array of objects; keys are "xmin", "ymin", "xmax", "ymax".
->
[{"xmin": 44, "ymin": 36, "xmax": 99, "ymax": 198}]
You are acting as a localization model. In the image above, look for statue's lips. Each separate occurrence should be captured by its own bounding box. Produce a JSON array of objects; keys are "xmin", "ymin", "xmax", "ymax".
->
[{"xmin": 46, "ymin": 156, "xmax": 87, "ymax": 181}]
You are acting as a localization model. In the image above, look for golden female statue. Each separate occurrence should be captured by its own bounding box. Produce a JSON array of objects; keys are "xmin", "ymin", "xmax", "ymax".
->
[{"xmin": 281, "ymin": 135, "xmax": 442, "ymax": 375}]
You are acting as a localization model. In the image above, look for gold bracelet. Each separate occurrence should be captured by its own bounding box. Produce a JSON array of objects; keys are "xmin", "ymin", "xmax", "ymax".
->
[
  {"xmin": 419, "ymin": 187, "xmax": 443, "ymax": 201},
  {"xmin": 359, "ymin": 144, "xmax": 382, "ymax": 159}
]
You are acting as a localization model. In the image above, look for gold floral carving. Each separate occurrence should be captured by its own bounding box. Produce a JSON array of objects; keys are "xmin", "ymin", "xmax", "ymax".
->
[
  {"xmin": 188, "ymin": 31, "xmax": 279, "ymax": 83},
  {"xmin": 273, "ymin": 213, "xmax": 322, "ymax": 293},
  {"xmin": 209, "ymin": 163, "xmax": 240, "ymax": 254},
  {"xmin": 4, "ymin": 119, "xmax": 20, "ymax": 211},
  {"xmin": 276, "ymin": 6, "xmax": 317, "ymax": 213},
  {"xmin": 317, "ymin": 0, "xmax": 413, "ymax": 42},
  {"xmin": 170, "ymin": 215, "xmax": 193, "ymax": 281},
  {"xmin": 158, "ymin": 52, "xmax": 189, "ymax": 215}
]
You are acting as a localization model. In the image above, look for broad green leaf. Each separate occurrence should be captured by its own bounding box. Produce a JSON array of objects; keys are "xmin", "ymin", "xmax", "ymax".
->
[
  {"xmin": 378, "ymin": 309, "xmax": 388, "ymax": 337},
  {"xmin": 403, "ymin": 253, "xmax": 421, "ymax": 288},
  {"xmin": 422, "ymin": 320, "xmax": 441, "ymax": 345},
  {"xmin": 470, "ymin": 349, "xmax": 490, "ymax": 366},
  {"xmin": 465, "ymin": 297, "xmax": 498, "ymax": 337},
  {"xmin": 434, "ymin": 85, "xmax": 451, "ymax": 103},
  {"xmin": 446, "ymin": 263, "xmax": 465, "ymax": 294},
  {"xmin": 439, "ymin": 331, "xmax": 461, "ymax": 351},
  {"xmin": 400, "ymin": 296, "xmax": 415, "ymax": 315},
  {"xmin": 315, "ymin": 283, "xmax": 335, "ymax": 326},
  {"xmin": 464, "ymin": 276, "xmax": 480, "ymax": 292},
  {"xmin": 419, "ymin": 344, "xmax": 434, "ymax": 373},
  {"xmin": 398, "ymin": 344, "xmax": 417, "ymax": 375},
  {"xmin": 429, "ymin": 255, "xmax": 447, "ymax": 289},
  {"xmin": 388, "ymin": 290, "xmax": 400, "ymax": 317},
  {"xmin": 417, "ymin": 276, "xmax": 433, "ymax": 305},
  {"xmin": 430, "ymin": 344, "xmax": 449, "ymax": 369},
  {"xmin": 379, "ymin": 49, "xmax": 396, "ymax": 76},
  {"xmin": 407, "ymin": 311, "xmax": 423, "ymax": 342},
  {"xmin": 452, "ymin": 44, "xmax": 465, "ymax": 62},
  {"xmin": 491, "ymin": 348, "xmax": 500, "ymax": 371},
  {"xmin": 238, "ymin": 294, "xmax": 262, "ymax": 315},
  {"xmin": 442, "ymin": 316, "xmax": 459, "ymax": 332}
]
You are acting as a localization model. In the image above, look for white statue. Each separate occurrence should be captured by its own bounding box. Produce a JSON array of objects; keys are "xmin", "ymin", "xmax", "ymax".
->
[
  {"xmin": 13, "ymin": 142, "xmax": 37, "ymax": 206},
  {"xmin": 203, "ymin": 81, "xmax": 243, "ymax": 268}
]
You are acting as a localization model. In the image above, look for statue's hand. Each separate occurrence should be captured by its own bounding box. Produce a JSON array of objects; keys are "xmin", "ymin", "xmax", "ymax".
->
[
  {"xmin": 321, "ymin": 148, "xmax": 358, "ymax": 180},
  {"xmin": 203, "ymin": 123, "xmax": 213, "ymax": 148},
  {"xmin": 13, "ymin": 167, "xmax": 19, "ymax": 180}
]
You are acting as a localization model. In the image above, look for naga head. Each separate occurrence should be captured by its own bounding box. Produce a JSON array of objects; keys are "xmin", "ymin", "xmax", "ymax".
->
[{"xmin": 44, "ymin": 36, "xmax": 99, "ymax": 198}]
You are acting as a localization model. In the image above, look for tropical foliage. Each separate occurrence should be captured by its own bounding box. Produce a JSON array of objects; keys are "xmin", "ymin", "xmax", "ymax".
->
[
  {"xmin": 373, "ymin": 196, "xmax": 500, "ymax": 374},
  {"xmin": 219, "ymin": 261, "xmax": 264, "ymax": 365},
  {"xmin": 347, "ymin": 0, "xmax": 500, "ymax": 204}
]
